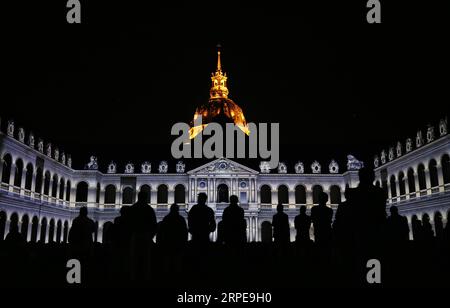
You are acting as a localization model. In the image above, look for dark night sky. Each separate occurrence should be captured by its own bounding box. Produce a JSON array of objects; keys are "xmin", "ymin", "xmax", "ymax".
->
[{"xmin": 1, "ymin": 1, "xmax": 449, "ymax": 171}]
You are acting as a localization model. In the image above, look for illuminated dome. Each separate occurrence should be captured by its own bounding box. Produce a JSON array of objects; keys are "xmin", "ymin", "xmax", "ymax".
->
[{"xmin": 189, "ymin": 49, "xmax": 250, "ymax": 139}]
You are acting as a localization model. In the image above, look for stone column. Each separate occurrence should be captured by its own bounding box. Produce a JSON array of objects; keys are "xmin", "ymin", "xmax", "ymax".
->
[
  {"xmin": 306, "ymin": 186, "xmax": 313, "ymax": 206},
  {"xmin": 31, "ymin": 172, "xmax": 36, "ymax": 195},
  {"xmin": 395, "ymin": 179, "xmax": 400, "ymax": 200},
  {"xmin": 271, "ymin": 190, "xmax": 278, "ymax": 206},
  {"xmin": 99, "ymin": 187, "xmax": 105, "ymax": 209},
  {"xmin": 414, "ymin": 172, "xmax": 420, "ymax": 197},
  {"xmin": 116, "ymin": 189, "xmax": 122, "ymax": 208},
  {"xmin": 87, "ymin": 183, "xmax": 97, "ymax": 208},
  {"xmin": 404, "ymin": 175, "xmax": 410, "ymax": 200},
  {"xmin": 288, "ymin": 189, "xmax": 295, "ymax": 206},
  {"xmin": 168, "ymin": 187, "xmax": 174, "ymax": 205},
  {"xmin": 19, "ymin": 167, "xmax": 26, "ymax": 196},
  {"xmin": 386, "ymin": 181, "xmax": 392, "ymax": 203},
  {"xmin": 425, "ymin": 168, "xmax": 431, "ymax": 195}
]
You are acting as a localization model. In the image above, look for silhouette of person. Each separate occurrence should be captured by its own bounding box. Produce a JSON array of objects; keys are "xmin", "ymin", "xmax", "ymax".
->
[
  {"xmin": 188, "ymin": 193, "xmax": 216, "ymax": 244},
  {"xmin": 421, "ymin": 214, "xmax": 434, "ymax": 241},
  {"xmin": 412, "ymin": 215, "xmax": 423, "ymax": 241},
  {"xmin": 294, "ymin": 205, "xmax": 311, "ymax": 242},
  {"xmin": 386, "ymin": 206, "xmax": 410, "ymax": 242},
  {"xmin": 311, "ymin": 192, "xmax": 333, "ymax": 244},
  {"xmin": 68, "ymin": 206, "xmax": 96, "ymax": 257},
  {"xmin": 350, "ymin": 167, "xmax": 387, "ymax": 244},
  {"xmin": 222, "ymin": 195, "xmax": 247, "ymax": 246},
  {"xmin": 272, "ymin": 204, "xmax": 290, "ymax": 244},
  {"xmin": 128, "ymin": 191, "xmax": 157, "ymax": 281},
  {"xmin": 333, "ymin": 188, "xmax": 353, "ymax": 242},
  {"xmin": 159, "ymin": 203, "xmax": 188, "ymax": 249}
]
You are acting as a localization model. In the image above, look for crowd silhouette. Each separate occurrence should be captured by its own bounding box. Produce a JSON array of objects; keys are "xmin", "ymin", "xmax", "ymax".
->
[{"xmin": 1, "ymin": 167, "xmax": 450, "ymax": 287}]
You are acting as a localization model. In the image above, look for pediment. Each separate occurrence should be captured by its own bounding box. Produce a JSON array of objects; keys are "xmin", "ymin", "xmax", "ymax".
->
[{"xmin": 187, "ymin": 158, "xmax": 258, "ymax": 175}]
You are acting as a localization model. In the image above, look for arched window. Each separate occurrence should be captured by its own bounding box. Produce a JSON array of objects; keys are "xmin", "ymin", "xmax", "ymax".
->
[
  {"xmin": 9, "ymin": 213, "xmax": 19, "ymax": 233},
  {"xmin": 123, "ymin": 187, "xmax": 135, "ymax": 204},
  {"xmin": 35, "ymin": 167, "xmax": 43, "ymax": 194},
  {"xmin": 407, "ymin": 168, "xmax": 416, "ymax": 195},
  {"xmin": 157, "ymin": 185, "xmax": 168, "ymax": 204},
  {"xmin": 295, "ymin": 185, "xmax": 306, "ymax": 204},
  {"xmin": 104, "ymin": 185, "xmax": 116, "ymax": 204},
  {"xmin": 59, "ymin": 178, "xmax": 65, "ymax": 200},
  {"xmin": 260, "ymin": 185, "xmax": 271, "ymax": 204},
  {"xmin": 398, "ymin": 172, "xmax": 406, "ymax": 196},
  {"xmin": 429, "ymin": 159, "xmax": 439, "ymax": 189},
  {"xmin": 390, "ymin": 175, "xmax": 397, "ymax": 198},
  {"xmin": 277, "ymin": 185, "xmax": 289, "ymax": 205},
  {"xmin": 56, "ymin": 220, "xmax": 62, "ymax": 243},
  {"xmin": 1, "ymin": 153, "xmax": 12, "ymax": 184},
  {"xmin": 418, "ymin": 164, "xmax": 426, "ymax": 191},
  {"xmin": 48, "ymin": 219, "xmax": 55, "ymax": 243},
  {"xmin": 43, "ymin": 171, "xmax": 51, "ymax": 196},
  {"xmin": 25, "ymin": 164, "xmax": 33, "ymax": 191},
  {"xmin": 14, "ymin": 159, "xmax": 23, "ymax": 187},
  {"xmin": 140, "ymin": 185, "xmax": 151, "ymax": 203},
  {"xmin": 51, "ymin": 174, "xmax": 58, "ymax": 198},
  {"xmin": 63, "ymin": 221, "xmax": 69, "ymax": 243},
  {"xmin": 434, "ymin": 212, "xmax": 444, "ymax": 240},
  {"xmin": 96, "ymin": 183, "xmax": 101, "ymax": 203},
  {"xmin": 40, "ymin": 218, "xmax": 47, "ymax": 243},
  {"xmin": 217, "ymin": 184, "xmax": 229, "ymax": 203},
  {"xmin": 65, "ymin": 180, "xmax": 71, "ymax": 201},
  {"xmin": 21, "ymin": 215, "xmax": 29, "ymax": 240},
  {"xmin": 175, "ymin": 184, "xmax": 186, "ymax": 204},
  {"xmin": 312, "ymin": 185, "xmax": 323, "ymax": 204},
  {"xmin": 442, "ymin": 154, "xmax": 450, "ymax": 185},
  {"xmin": 0, "ymin": 211, "xmax": 6, "ymax": 240},
  {"xmin": 330, "ymin": 185, "xmax": 341, "ymax": 204},
  {"xmin": 76, "ymin": 182, "xmax": 88, "ymax": 203},
  {"xmin": 31, "ymin": 216, "xmax": 39, "ymax": 243}
]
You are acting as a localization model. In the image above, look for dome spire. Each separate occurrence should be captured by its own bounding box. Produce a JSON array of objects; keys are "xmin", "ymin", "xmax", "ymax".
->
[
  {"xmin": 217, "ymin": 49, "xmax": 222, "ymax": 72},
  {"xmin": 210, "ymin": 47, "xmax": 229, "ymax": 99}
]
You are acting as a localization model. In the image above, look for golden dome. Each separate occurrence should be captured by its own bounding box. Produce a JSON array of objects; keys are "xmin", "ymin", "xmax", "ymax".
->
[{"xmin": 189, "ymin": 49, "xmax": 250, "ymax": 139}]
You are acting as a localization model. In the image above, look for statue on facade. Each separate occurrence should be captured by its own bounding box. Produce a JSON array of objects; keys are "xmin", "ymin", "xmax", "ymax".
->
[
  {"xmin": 125, "ymin": 162, "xmax": 134, "ymax": 174},
  {"xmin": 439, "ymin": 118, "xmax": 447, "ymax": 136},
  {"xmin": 329, "ymin": 160, "xmax": 339, "ymax": 173},
  {"xmin": 374, "ymin": 155, "xmax": 379, "ymax": 168},
  {"xmin": 54, "ymin": 148, "xmax": 60, "ymax": 162},
  {"xmin": 67, "ymin": 155, "xmax": 72, "ymax": 168},
  {"xmin": 294, "ymin": 162, "xmax": 304, "ymax": 174},
  {"xmin": 85, "ymin": 156, "xmax": 98, "ymax": 170},
  {"xmin": 278, "ymin": 162, "xmax": 287, "ymax": 174},
  {"xmin": 7, "ymin": 120, "xmax": 14, "ymax": 137},
  {"xmin": 388, "ymin": 147, "xmax": 394, "ymax": 161},
  {"xmin": 107, "ymin": 161, "xmax": 117, "ymax": 174},
  {"xmin": 311, "ymin": 161, "xmax": 321, "ymax": 174},
  {"xmin": 158, "ymin": 161, "xmax": 168, "ymax": 173},
  {"xmin": 61, "ymin": 152, "xmax": 66, "ymax": 165},
  {"xmin": 176, "ymin": 161, "xmax": 186, "ymax": 173},
  {"xmin": 28, "ymin": 132, "xmax": 35, "ymax": 148},
  {"xmin": 18, "ymin": 127, "xmax": 25, "ymax": 143},
  {"xmin": 396, "ymin": 141, "xmax": 402, "ymax": 157},
  {"xmin": 426, "ymin": 125, "xmax": 435, "ymax": 143},
  {"xmin": 406, "ymin": 138, "xmax": 412, "ymax": 153},
  {"xmin": 259, "ymin": 161, "xmax": 271, "ymax": 173},
  {"xmin": 347, "ymin": 154, "xmax": 364, "ymax": 171},
  {"xmin": 141, "ymin": 161, "xmax": 151, "ymax": 173},
  {"xmin": 416, "ymin": 130, "xmax": 424, "ymax": 148},
  {"xmin": 46, "ymin": 143, "xmax": 52, "ymax": 157},
  {"xmin": 37, "ymin": 139, "xmax": 44, "ymax": 153}
]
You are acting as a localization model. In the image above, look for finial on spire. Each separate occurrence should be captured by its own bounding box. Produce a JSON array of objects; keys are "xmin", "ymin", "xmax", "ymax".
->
[{"xmin": 217, "ymin": 49, "xmax": 222, "ymax": 72}]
